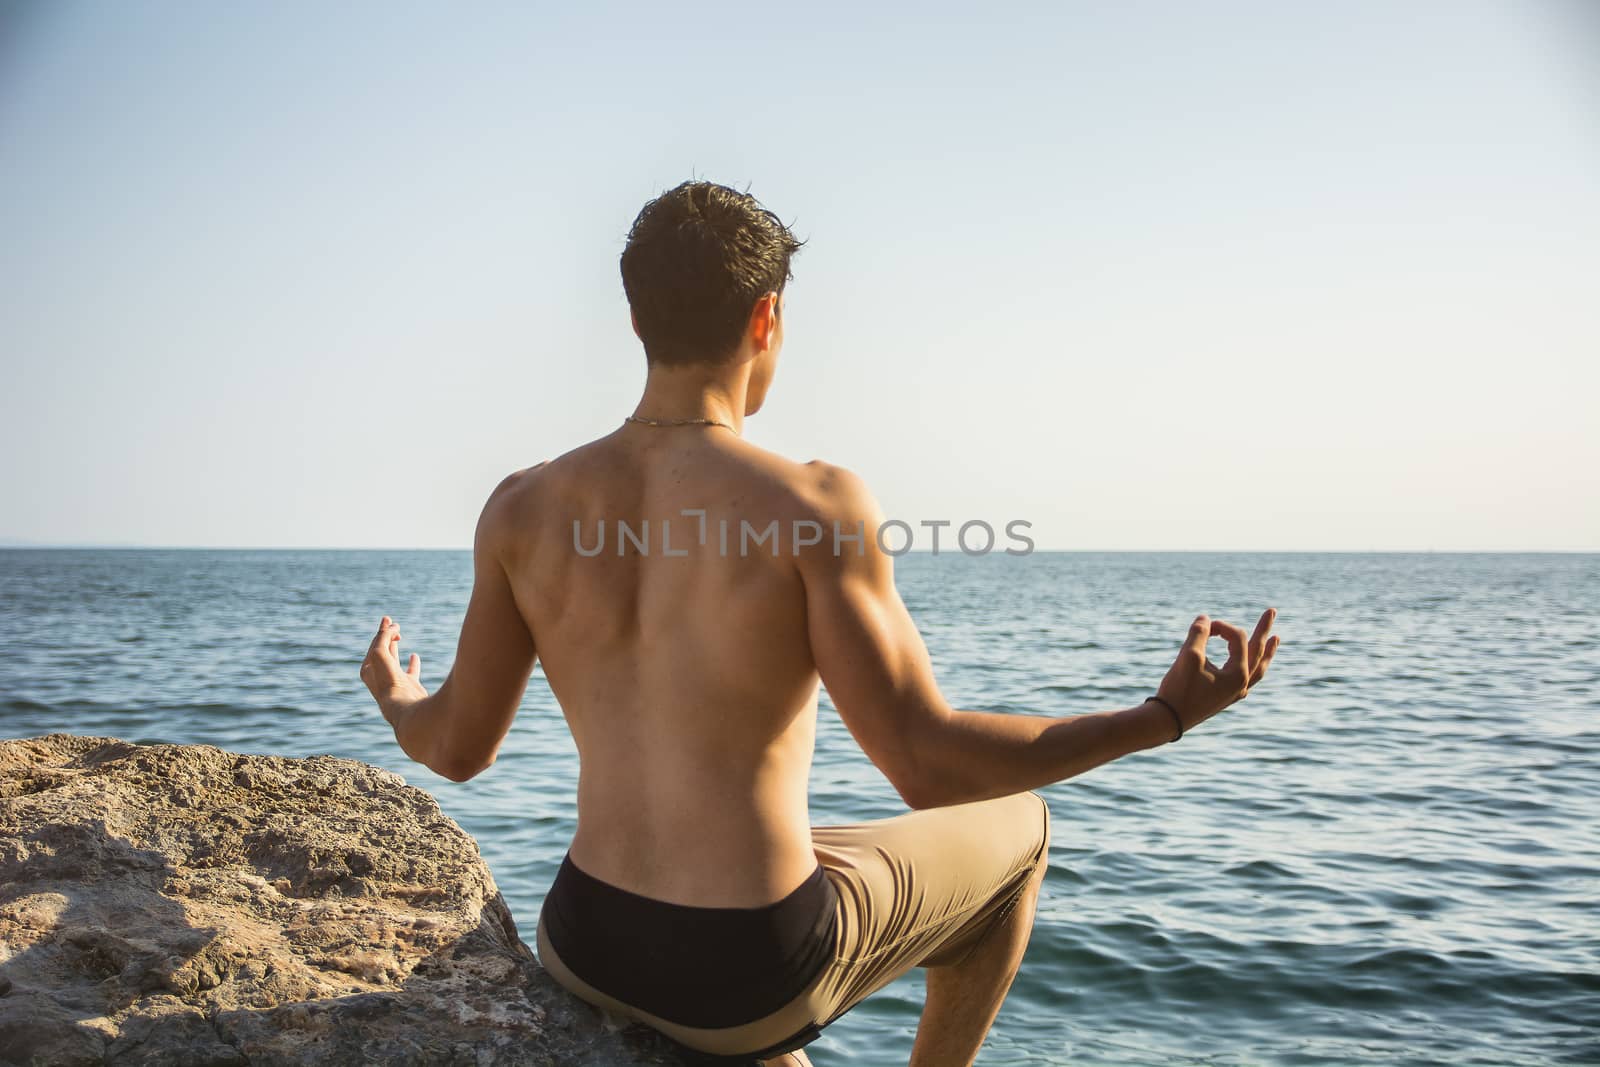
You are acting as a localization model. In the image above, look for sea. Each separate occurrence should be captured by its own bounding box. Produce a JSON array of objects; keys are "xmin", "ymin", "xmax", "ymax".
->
[{"xmin": 1, "ymin": 549, "xmax": 1596, "ymax": 1066}]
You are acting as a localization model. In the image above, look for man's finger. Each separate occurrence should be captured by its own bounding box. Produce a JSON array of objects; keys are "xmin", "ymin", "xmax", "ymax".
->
[
  {"xmin": 1249, "ymin": 635, "xmax": 1279, "ymax": 686},
  {"xmin": 1248, "ymin": 607, "xmax": 1276, "ymax": 669},
  {"xmin": 1250, "ymin": 608, "xmax": 1276, "ymax": 646},
  {"xmin": 1182, "ymin": 615, "xmax": 1211, "ymax": 660},
  {"xmin": 370, "ymin": 618, "xmax": 402, "ymax": 659},
  {"xmin": 1251, "ymin": 634, "xmax": 1280, "ymax": 685},
  {"xmin": 407, "ymin": 653, "xmax": 421, "ymax": 679},
  {"xmin": 1210, "ymin": 619, "xmax": 1250, "ymax": 681}
]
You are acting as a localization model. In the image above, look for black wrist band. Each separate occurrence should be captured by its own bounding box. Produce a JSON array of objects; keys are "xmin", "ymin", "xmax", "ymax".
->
[{"xmin": 1147, "ymin": 695, "xmax": 1183, "ymax": 742}]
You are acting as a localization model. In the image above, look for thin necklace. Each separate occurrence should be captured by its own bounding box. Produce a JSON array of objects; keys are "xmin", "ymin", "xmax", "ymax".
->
[{"xmin": 624, "ymin": 414, "xmax": 737, "ymax": 433}]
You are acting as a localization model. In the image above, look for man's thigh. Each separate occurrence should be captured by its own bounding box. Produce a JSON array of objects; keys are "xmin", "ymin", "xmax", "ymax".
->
[{"xmin": 808, "ymin": 790, "xmax": 1051, "ymax": 1022}]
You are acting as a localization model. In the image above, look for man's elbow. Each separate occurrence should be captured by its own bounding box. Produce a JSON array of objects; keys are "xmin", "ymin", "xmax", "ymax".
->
[
  {"xmin": 432, "ymin": 749, "xmax": 494, "ymax": 783},
  {"xmin": 889, "ymin": 746, "xmax": 945, "ymax": 810},
  {"xmin": 894, "ymin": 763, "xmax": 961, "ymax": 810},
  {"xmin": 895, "ymin": 779, "xmax": 939, "ymax": 810},
  {"xmin": 899, "ymin": 701, "xmax": 967, "ymax": 810}
]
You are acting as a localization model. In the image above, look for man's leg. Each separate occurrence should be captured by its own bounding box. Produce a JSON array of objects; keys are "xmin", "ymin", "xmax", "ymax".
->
[
  {"xmin": 800, "ymin": 790, "xmax": 1051, "ymax": 1066},
  {"xmin": 908, "ymin": 851, "xmax": 1047, "ymax": 1067}
]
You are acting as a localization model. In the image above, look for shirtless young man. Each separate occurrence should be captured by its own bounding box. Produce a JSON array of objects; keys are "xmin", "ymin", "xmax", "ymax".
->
[{"xmin": 361, "ymin": 180, "xmax": 1281, "ymax": 1067}]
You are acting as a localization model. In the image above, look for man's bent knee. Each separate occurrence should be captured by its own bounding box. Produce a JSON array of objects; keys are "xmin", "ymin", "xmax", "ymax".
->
[{"xmin": 1030, "ymin": 791, "xmax": 1051, "ymax": 868}]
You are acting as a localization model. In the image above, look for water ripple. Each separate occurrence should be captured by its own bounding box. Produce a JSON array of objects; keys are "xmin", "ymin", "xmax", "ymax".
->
[{"xmin": 2, "ymin": 549, "xmax": 1597, "ymax": 1066}]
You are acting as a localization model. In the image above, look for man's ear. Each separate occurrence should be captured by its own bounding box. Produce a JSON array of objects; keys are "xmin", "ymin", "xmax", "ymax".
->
[
  {"xmin": 630, "ymin": 309, "xmax": 642, "ymax": 341},
  {"xmin": 750, "ymin": 292, "xmax": 779, "ymax": 350}
]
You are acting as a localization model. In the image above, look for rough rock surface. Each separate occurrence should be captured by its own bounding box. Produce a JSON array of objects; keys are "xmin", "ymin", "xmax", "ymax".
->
[{"xmin": 0, "ymin": 734, "xmax": 714, "ymax": 1066}]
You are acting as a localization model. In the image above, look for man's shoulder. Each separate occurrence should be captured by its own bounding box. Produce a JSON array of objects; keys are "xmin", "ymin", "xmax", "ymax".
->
[
  {"xmin": 730, "ymin": 442, "xmax": 880, "ymax": 523},
  {"xmin": 488, "ymin": 460, "xmax": 551, "ymax": 507},
  {"xmin": 492, "ymin": 433, "xmax": 613, "ymax": 509},
  {"xmin": 792, "ymin": 458, "xmax": 880, "ymax": 522},
  {"xmin": 749, "ymin": 453, "xmax": 890, "ymax": 575},
  {"xmin": 474, "ymin": 459, "xmax": 558, "ymax": 547}
]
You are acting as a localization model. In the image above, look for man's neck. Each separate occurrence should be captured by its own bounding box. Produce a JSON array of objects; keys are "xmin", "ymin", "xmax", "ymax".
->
[{"xmin": 631, "ymin": 360, "xmax": 749, "ymax": 434}]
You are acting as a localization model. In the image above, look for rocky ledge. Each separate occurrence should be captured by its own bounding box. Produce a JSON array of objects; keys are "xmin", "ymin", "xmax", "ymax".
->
[{"xmin": 0, "ymin": 734, "xmax": 706, "ymax": 1066}]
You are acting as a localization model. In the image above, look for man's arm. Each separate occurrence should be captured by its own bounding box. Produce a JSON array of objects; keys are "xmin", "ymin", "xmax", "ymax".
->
[
  {"xmin": 796, "ymin": 464, "xmax": 1280, "ymax": 810},
  {"xmin": 361, "ymin": 471, "xmax": 537, "ymax": 782}
]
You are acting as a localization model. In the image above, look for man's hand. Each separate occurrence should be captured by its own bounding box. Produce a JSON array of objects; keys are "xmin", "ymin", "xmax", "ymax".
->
[
  {"xmin": 361, "ymin": 616, "xmax": 428, "ymax": 726},
  {"xmin": 1156, "ymin": 609, "xmax": 1280, "ymax": 732}
]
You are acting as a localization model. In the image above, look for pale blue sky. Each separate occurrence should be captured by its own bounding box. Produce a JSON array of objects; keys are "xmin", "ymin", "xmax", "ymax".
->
[{"xmin": 2, "ymin": 1, "xmax": 1596, "ymax": 550}]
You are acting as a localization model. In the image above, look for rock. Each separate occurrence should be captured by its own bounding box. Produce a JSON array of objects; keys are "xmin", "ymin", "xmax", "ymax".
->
[{"xmin": 0, "ymin": 735, "xmax": 723, "ymax": 1066}]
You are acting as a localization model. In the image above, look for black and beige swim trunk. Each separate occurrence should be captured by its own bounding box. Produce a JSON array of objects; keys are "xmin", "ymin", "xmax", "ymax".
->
[{"xmin": 536, "ymin": 790, "xmax": 1052, "ymax": 1061}]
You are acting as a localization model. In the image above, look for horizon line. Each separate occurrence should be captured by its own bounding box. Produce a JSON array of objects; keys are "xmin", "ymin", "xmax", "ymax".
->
[{"xmin": 1, "ymin": 543, "xmax": 1596, "ymax": 554}]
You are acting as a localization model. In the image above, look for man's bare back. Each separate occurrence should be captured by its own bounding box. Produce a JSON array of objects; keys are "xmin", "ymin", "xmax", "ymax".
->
[
  {"xmin": 496, "ymin": 427, "xmax": 857, "ymax": 906},
  {"xmin": 360, "ymin": 179, "xmax": 1281, "ymax": 1065}
]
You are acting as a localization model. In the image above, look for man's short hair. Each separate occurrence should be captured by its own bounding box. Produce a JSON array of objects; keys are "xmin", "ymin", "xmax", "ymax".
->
[{"xmin": 620, "ymin": 181, "xmax": 803, "ymax": 367}]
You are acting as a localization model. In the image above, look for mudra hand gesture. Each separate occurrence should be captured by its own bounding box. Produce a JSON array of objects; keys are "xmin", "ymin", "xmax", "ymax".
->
[
  {"xmin": 1156, "ymin": 609, "xmax": 1280, "ymax": 735},
  {"xmin": 360, "ymin": 616, "xmax": 428, "ymax": 725}
]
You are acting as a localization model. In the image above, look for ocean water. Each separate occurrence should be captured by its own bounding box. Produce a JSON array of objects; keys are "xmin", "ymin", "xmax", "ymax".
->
[{"xmin": 1, "ymin": 549, "xmax": 1596, "ymax": 1066}]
